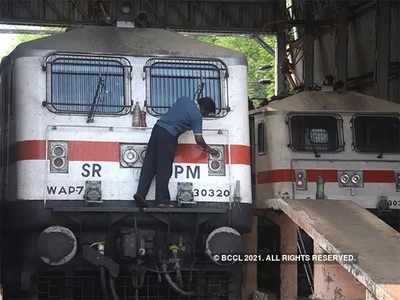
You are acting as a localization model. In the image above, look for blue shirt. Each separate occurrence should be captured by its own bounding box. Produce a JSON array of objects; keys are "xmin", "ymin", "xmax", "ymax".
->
[{"xmin": 157, "ymin": 97, "xmax": 203, "ymax": 137}]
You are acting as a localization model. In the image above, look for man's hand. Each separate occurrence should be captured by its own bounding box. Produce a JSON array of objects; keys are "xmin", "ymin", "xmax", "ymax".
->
[
  {"xmin": 207, "ymin": 147, "xmax": 219, "ymax": 157},
  {"xmin": 194, "ymin": 134, "xmax": 218, "ymax": 156}
]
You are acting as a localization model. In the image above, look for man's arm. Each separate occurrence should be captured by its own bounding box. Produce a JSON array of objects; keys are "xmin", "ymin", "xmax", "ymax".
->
[{"xmin": 194, "ymin": 134, "xmax": 219, "ymax": 156}]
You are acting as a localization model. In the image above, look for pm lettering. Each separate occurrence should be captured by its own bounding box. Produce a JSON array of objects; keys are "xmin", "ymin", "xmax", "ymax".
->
[
  {"xmin": 81, "ymin": 163, "xmax": 102, "ymax": 177},
  {"xmin": 174, "ymin": 165, "xmax": 200, "ymax": 179}
]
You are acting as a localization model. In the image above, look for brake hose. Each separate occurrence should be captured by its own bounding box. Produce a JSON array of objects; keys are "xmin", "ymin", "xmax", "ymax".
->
[
  {"xmin": 162, "ymin": 263, "xmax": 195, "ymax": 297},
  {"xmin": 109, "ymin": 272, "xmax": 121, "ymax": 300}
]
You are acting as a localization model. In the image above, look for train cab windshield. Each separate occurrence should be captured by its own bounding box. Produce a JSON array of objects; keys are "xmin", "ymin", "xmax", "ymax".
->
[
  {"xmin": 353, "ymin": 115, "xmax": 400, "ymax": 154},
  {"xmin": 289, "ymin": 115, "xmax": 343, "ymax": 154},
  {"xmin": 144, "ymin": 58, "xmax": 229, "ymax": 117},
  {"xmin": 44, "ymin": 54, "xmax": 132, "ymax": 118}
]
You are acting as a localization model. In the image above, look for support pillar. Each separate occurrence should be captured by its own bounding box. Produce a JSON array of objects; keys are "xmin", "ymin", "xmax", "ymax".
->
[
  {"xmin": 376, "ymin": 0, "xmax": 391, "ymax": 99},
  {"xmin": 303, "ymin": 0, "xmax": 314, "ymax": 89},
  {"xmin": 335, "ymin": 2, "xmax": 349, "ymax": 85},
  {"xmin": 241, "ymin": 216, "xmax": 258, "ymax": 299},
  {"xmin": 276, "ymin": 31, "xmax": 288, "ymax": 96},
  {"xmin": 264, "ymin": 212, "xmax": 298, "ymax": 300},
  {"xmin": 279, "ymin": 214, "xmax": 297, "ymax": 300}
]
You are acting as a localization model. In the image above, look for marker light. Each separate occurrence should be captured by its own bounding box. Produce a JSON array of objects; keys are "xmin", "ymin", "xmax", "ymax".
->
[
  {"xmin": 208, "ymin": 145, "xmax": 225, "ymax": 176},
  {"xmin": 294, "ymin": 170, "xmax": 307, "ymax": 190},
  {"xmin": 49, "ymin": 141, "xmax": 68, "ymax": 173},
  {"xmin": 396, "ymin": 172, "xmax": 400, "ymax": 192}
]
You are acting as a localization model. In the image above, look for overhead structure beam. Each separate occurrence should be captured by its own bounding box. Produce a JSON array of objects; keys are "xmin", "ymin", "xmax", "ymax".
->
[
  {"xmin": 276, "ymin": 30, "xmax": 288, "ymax": 95},
  {"xmin": 0, "ymin": 27, "xmax": 63, "ymax": 34},
  {"xmin": 335, "ymin": 1, "xmax": 349, "ymax": 85},
  {"xmin": 0, "ymin": 0, "xmax": 280, "ymax": 33},
  {"xmin": 252, "ymin": 34, "xmax": 275, "ymax": 56},
  {"xmin": 376, "ymin": 0, "xmax": 391, "ymax": 99},
  {"xmin": 303, "ymin": 0, "xmax": 314, "ymax": 88}
]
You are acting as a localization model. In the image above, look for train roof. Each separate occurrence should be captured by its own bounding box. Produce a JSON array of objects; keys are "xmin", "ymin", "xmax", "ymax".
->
[
  {"xmin": 250, "ymin": 91, "xmax": 400, "ymax": 114},
  {"xmin": 8, "ymin": 26, "xmax": 246, "ymax": 65}
]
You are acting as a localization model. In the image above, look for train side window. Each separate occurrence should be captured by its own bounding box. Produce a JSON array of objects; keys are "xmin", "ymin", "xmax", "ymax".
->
[
  {"xmin": 353, "ymin": 115, "xmax": 400, "ymax": 153},
  {"xmin": 144, "ymin": 58, "xmax": 229, "ymax": 117},
  {"xmin": 288, "ymin": 114, "xmax": 344, "ymax": 152},
  {"xmin": 44, "ymin": 54, "xmax": 132, "ymax": 115},
  {"xmin": 257, "ymin": 122, "xmax": 266, "ymax": 155}
]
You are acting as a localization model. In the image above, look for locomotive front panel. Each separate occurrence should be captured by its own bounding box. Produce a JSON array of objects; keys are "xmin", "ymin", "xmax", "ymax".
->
[
  {"xmin": 253, "ymin": 94, "xmax": 400, "ymax": 212},
  {"xmin": 12, "ymin": 56, "xmax": 251, "ymax": 206},
  {"xmin": 289, "ymin": 113, "xmax": 400, "ymax": 209}
]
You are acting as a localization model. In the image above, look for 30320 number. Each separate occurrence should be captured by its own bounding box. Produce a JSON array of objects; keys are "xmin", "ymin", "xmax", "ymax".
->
[{"xmin": 193, "ymin": 188, "xmax": 230, "ymax": 197}]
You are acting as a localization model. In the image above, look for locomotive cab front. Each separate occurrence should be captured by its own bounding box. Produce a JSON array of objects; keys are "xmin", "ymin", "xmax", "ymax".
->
[
  {"xmin": 251, "ymin": 91, "xmax": 400, "ymax": 219},
  {"xmin": 0, "ymin": 27, "xmax": 252, "ymax": 300}
]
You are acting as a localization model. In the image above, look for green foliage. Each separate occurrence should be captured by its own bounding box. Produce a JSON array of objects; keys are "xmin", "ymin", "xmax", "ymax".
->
[
  {"xmin": 0, "ymin": 33, "xmax": 48, "ymax": 59},
  {"xmin": 197, "ymin": 35, "xmax": 276, "ymax": 108},
  {"xmin": 16, "ymin": 34, "xmax": 48, "ymax": 44}
]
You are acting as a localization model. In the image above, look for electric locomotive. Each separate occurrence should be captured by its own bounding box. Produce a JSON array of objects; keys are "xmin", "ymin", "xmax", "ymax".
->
[
  {"xmin": 0, "ymin": 26, "xmax": 252, "ymax": 300},
  {"xmin": 251, "ymin": 90, "xmax": 400, "ymax": 219}
]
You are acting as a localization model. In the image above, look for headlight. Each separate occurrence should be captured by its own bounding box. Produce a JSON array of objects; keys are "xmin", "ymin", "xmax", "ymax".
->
[
  {"xmin": 338, "ymin": 171, "xmax": 363, "ymax": 187},
  {"xmin": 140, "ymin": 149, "xmax": 147, "ymax": 162},
  {"xmin": 351, "ymin": 174, "xmax": 361, "ymax": 185},
  {"xmin": 339, "ymin": 173, "xmax": 350, "ymax": 185},
  {"xmin": 49, "ymin": 141, "xmax": 68, "ymax": 173},
  {"xmin": 122, "ymin": 149, "xmax": 138, "ymax": 164},
  {"xmin": 120, "ymin": 144, "xmax": 146, "ymax": 168}
]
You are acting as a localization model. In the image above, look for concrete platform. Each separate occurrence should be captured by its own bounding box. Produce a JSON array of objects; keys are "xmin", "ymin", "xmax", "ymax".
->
[{"xmin": 258, "ymin": 198, "xmax": 400, "ymax": 300}]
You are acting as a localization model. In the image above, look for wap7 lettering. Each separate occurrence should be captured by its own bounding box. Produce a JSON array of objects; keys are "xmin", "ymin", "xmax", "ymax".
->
[{"xmin": 47, "ymin": 185, "xmax": 84, "ymax": 195}]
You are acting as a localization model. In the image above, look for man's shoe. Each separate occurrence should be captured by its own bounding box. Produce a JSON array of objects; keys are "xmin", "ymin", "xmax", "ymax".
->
[{"xmin": 134, "ymin": 194, "xmax": 148, "ymax": 208}]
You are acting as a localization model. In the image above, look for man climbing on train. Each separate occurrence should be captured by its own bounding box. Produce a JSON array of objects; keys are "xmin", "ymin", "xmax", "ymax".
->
[{"xmin": 134, "ymin": 96, "xmax": 219, "ymax": 208}]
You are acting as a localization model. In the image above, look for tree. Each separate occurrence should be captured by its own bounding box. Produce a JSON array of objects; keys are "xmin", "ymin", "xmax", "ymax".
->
[
  {"xmin": 16, "ymin": 34, "xmax": 47, "ymax": 44},
  {"xmin": 197, "ymin": 35, "xmax": 276, "ymax": 108}
]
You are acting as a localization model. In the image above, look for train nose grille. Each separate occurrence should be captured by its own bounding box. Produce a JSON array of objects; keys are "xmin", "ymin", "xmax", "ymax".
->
[{"xmin": 38, "ymin": 271, "xmax": 230, "ymax": 300}]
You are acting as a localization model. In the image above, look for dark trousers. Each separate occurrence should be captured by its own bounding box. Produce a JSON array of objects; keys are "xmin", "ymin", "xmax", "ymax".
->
[{"xmin": 136, "ymin": 124, "xmax": 177, "ymax": 203}]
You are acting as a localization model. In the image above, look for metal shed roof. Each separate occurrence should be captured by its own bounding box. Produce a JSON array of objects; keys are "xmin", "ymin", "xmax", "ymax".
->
[
  {"xmin": 9, "ymin": 26, "xmax": 246, "ymax": 65},
  {"xmin": 251, "ymin": 91, "xmax": 400, "ymax": 114}
]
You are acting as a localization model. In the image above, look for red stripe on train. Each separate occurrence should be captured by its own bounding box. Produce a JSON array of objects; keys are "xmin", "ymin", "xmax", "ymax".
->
[
  {"xmin": 16, "ymin": 140, "xmax": 251, "ymax": 165},
  {"xmin": 175, "ymin": 144, "xmax": 250, "ymax": 164},
  {"xmin": 257, "ymin": 169, "xmax": 395, "ymax": 184}
]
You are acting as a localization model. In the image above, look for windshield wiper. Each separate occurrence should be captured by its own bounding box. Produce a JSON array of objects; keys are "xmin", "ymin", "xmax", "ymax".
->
[
  {"xmin": 310, "ymin": 143, "xmax": 321, "ymax": 158},
  {"xmin": 194, "ymin": 77, "xmax": 205, "ymax": 101},
  {"xmin": 377, "ymin": 138, "xmax": 388, "ymax": 158},
  {"xmin": 87, "ymin": 76, "xmax": 105, "ymax": 123}
]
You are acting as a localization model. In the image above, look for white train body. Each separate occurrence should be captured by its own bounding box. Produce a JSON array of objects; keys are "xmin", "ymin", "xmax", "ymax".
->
[
  {"xmin": 9, "ymin": 29, "xmax": 251, "ymax": 205},
  {"xmin": 1, "ymin": 27, "xmax": 252, "ymax": 299},
  {"xmin": 251, "ymin": 91, "xmax": 400, "ymax": 210}
]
